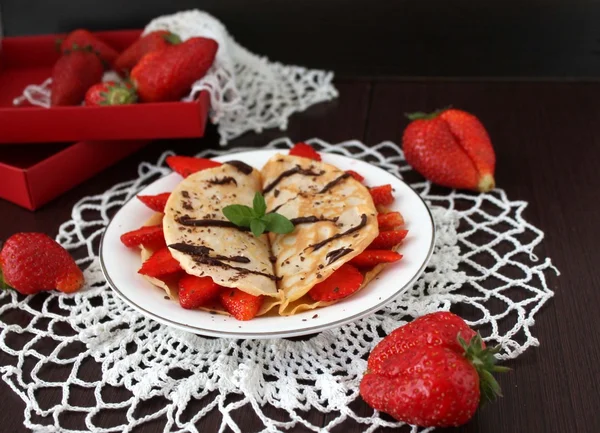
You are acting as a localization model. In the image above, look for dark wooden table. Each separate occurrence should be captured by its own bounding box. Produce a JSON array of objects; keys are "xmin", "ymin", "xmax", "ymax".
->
[{"xmin": 0, "ymin": 79, "xmax": 599, "ymax": 433}]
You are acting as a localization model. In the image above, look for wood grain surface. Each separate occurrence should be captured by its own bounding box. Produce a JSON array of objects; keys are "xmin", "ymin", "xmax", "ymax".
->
[{"xmin": 0, "ymin": 79, "xmax": 598, "ymax": 432}]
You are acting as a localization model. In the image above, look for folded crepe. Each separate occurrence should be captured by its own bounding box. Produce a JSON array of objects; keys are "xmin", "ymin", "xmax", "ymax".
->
[{"xmin": 141, "ymin": 154, "xmax": 397, "ymax": 318}]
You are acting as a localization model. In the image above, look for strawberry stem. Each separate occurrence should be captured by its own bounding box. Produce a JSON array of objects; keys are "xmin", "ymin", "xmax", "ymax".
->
[
  {"xmin": 405, "ymin": 106, "xmax": 452, "ymax": 121},
  {"xmin": 163, "ymin": 32, "xmax": 182, "ymax": 45},
  {"xmin": 458, "ymin": 333, "xmax": 509, "ymax": 405}
]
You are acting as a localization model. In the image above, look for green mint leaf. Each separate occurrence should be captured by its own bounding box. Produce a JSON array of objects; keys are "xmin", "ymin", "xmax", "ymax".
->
[
  {"xmin": 263, "ymin": 213, "xmax": 295, "ymax": 234},
  {"xmin": 253, "ymin": 192, "xmax": 267, "ymax": 217},
  {"xmin": 223, "ymin": 204, "xmax": 255, "ymax": 227},
  {"xmin": 250, "ymin": 219, "xmax": 267, "ymax": 237}
]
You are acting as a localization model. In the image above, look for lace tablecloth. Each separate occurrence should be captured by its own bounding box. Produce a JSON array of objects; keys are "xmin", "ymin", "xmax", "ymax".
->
[{"xmin": 0, "ymin": 138, "xmax": 557, "ymax": 432}]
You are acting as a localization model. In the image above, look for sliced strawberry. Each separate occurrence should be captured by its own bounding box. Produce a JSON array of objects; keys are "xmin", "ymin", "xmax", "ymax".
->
[
  {"xmin": 308, "ymin": 263, "xmax": 364, "ymax": 301},
  {"xmin": 138, "ymin": 247, "xmax": 182, "ymax": 278},
  {"xmin": 219, "ymin": 288, "xmax": 263, "ymax": 321},
  {"xmin": 377, "ymin": 212, "xmax": 405, "ymax": 230},
  {"xmin": 370, "ymin": 184, "xmax": 394, "ymax": 206},
  {"xmin": 350, "ymin": 250, "xmax": 403, "ymax": 268},
  {"xmin": 369, "ymin": 230, "xmax": 408, "ymax": 249},
  {"xmin": 289, "ymin": 142, "xmax": 322, "ymax": 161},
  {"xmin": 178, "ymin": 275, "xmax": 222, "ymax": 309},
  {"xmin": 137, "ymin": 192, "xmax": 171, "ymax": 213},
  {"xmin": 120, "ymin": 225, "xmax": 166, "ymax": 249},
  {"xmin": 346, "ymin": 170, "xmax": 365, "ymax": 182},
  {"xmin": 166, "ymin": 156, "xmax": 222, "ymax": 178}
]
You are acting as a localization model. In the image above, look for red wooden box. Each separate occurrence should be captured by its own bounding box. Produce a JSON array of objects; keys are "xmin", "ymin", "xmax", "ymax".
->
[
  {"xmin": 0, "ymin": 30, "xmax": 210, "ymax": 144},
  {"xmin": 0, "ymin": 140, "xmax": 148, "ymax": 210}
]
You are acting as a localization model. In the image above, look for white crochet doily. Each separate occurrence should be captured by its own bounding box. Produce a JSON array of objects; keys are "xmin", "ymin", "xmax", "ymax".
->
[
  {"xmin": 0, "ymin": 138, "xmax": 557, "ymax": 433},
  {"xmin": 13, "ymin": 10, "xmax": 338, "ymax": 145}
]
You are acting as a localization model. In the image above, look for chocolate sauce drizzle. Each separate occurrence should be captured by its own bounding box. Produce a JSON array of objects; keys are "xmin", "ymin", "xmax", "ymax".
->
[
  {"xmin": 225, "ymin": 160, "xmax": 253, "ymax": 175},
  {"xmin": 326, "ymin": 247, "xmax": 354, "ymax": 265},
  {"xmin": 169, "ymin": 242, "xmax": 280, "ymax": 281},
  {"xmin": 290, "ymin": 216, "xmax": 338, "ymax": 225},
  {"xmin": 309, "ymin": 214, "xmax": 368, "ymax": 251},
  {"xmin": 208, "ymin": 176, "xmax": 238, "ymax": 186},
  {"xmin": 177, "ymin": 215, "xmax": 250, "ymax": 231},
  {"xmin": 318, "ymin": 172, "xmax": 351, "ymax": 194},
  {"xmin": 263, "ymin": 166, "xmax": 325, "ymax": 194}
]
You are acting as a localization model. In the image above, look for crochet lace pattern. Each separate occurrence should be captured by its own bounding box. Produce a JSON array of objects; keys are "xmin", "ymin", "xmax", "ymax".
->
[{"xmin": 0, "ymin": 138, "xmax": 556, "ymax": 432}]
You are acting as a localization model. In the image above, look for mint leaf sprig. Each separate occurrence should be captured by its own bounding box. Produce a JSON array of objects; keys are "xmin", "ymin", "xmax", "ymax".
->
[{"xmin": 223, "ymin": 192, "xmax": 294, "ymax": 237}]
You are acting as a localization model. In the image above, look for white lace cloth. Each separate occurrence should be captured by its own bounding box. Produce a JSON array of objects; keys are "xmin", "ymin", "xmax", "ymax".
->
[
  {"xmin": 13, "ymin": 10, "xmax": 338, "ymax": 145},
  {"xmin": 0, "ymin": 138, "xmax": 557, "ymax": 433}
]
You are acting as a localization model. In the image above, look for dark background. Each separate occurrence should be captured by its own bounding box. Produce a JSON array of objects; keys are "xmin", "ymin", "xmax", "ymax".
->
[{"xmin": 2, "ymin": 0, "xmax": 600, "ymax": 78}]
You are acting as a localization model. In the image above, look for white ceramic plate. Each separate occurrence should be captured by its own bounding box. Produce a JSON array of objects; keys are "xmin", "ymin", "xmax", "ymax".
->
[{"xmin": 100, "ymin": 150, "xmax": 435, "ymax": 339}]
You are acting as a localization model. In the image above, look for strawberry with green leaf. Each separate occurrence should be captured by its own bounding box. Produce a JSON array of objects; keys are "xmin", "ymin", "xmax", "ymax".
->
[{"xmin": 223, "ymin": 192, "xmax": 294, "ymax": 237}]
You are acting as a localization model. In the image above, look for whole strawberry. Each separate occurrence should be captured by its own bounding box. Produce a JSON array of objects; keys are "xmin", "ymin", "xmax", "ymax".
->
[
  {"xmin": 402, "ymin": 108, "xmax": 496, "ymax": 192},
  {"xmin": 115, "ymin": 30, "xmax": 181, "ymax": 74},
  {"xmin": 60, "ymin": 29, "xmax": 119, "ymax": 68},
  {"xmin": 0, "ymin": 233, "xmax": 84, "ymax": 294},
  {"xmin": 51, "ymin": 46, "xmax": 104, "ymax": 106},
  {"xmin": 131, "ymin": 37, "xmax": 218, "ymax": 102},
  {"xmin": 85, "ymin": 81, "xmax": 137, "ymax": 106},
  {"xmin": 360, "ymin": 312, "xmax": 507, "ymax": 427}
]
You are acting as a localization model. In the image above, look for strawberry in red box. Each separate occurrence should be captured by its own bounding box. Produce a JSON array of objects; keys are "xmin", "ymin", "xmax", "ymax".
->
[
  {"xmin": 59, "ymin": 29, "xmax": 119, "ymax": 68},
  {"xmin": 85, "ymin": 81, "xmax": 138, "ymax": 106},
  {"xmin": 131, "ymin": 37, "xmax": 218, "ymax": 103},
  {"xmin": 51, "ymin": 45, "xmax": 105, "ymax": 106},
  {"xmin": 115, "ymin": 30, "xmax": 182, "ymax": 74}
]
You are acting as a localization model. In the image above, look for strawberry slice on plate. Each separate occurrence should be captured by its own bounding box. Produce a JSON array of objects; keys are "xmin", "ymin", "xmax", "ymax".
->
[
  {"xmin": 350, "ymin": 250, "xmax": 403, "ymax": 268},
  {"xmin": 138, "ymin": 247, "xmax": 182, "ymax": 278},
  {"xmin": 178, "ymin": 275, "xmax": 222, "ymax": 309},
  {"xmin": 346, "ymin": 170, "xmax": 365, "ymax": 182},
  {"xmin": 166, "ymin": 156, "xmax": 222, "ymax": 178},
  {"xmin": 289, "ymin": 143, "xmax": 322, "ymax": 161},
  {"xmin": 308, "ymin": 263, "xmax": 364, "ymax": 301},
  {"xmin": 137, "ymin": 193, "xmax": 171, "ymax": 213},
  {"xmin": 219, "ymin": 288, "xmax": 263, "ymax": 321},
  {"xmin": 120, "ymin": 225, "xmax": 166, "ymax": 250},
  {"xmin": 377, "ymin": 212, "xmax": 405, "ymax": 230},
  {"xmin": 368, "ymin": 230, "xmax": 408, "ymax": 249},
  {"xmin": 370, "ymin": 184, "xmax": 394, "ymax": 206}
]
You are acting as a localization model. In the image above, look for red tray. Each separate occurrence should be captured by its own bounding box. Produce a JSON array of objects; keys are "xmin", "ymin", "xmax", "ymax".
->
[
  {"xmin": 0, "ymin": 139, "xmax": 149, "ymax": 210},
  {"xmin": 0, "ymin": 30, "xmax": 210, "ymax": 144}
]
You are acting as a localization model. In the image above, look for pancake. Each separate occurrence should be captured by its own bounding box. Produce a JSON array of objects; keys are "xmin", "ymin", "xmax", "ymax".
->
[
  {"xmin": 260, "ymin": 154, "xmax": 379, "ymax": 314},
  {"xmin": 163, "ymin": 161, "xmax": 281, "ymax": 301}
]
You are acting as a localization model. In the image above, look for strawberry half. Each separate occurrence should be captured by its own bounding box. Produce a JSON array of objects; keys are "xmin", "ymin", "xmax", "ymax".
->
[
  {"xmin": 120, "ymin": 225, "xmax": 166, "ymax": 250},
  {"xmin": 289, "ymin": 143, "xmax": 322, "ymax": 161},
  {"xmin": 178, "ymin": 275, "xmax": 222, "ymax": 309},
  {"xmin": 308, "ymin": 263, "xmax": 364, "ymax": 301},
  {"xmin": 370, "ymin": 185, "xmax": 394, "ymax": 206},
  {"xmin": 137, "ymin": 193, "xmax": 171, "ymax": 213},
  {"xmin": 350, "ymin": 250, "xmax": 402, "ymax": 268},
  {"xmin": 377, "ymin": 212, "xmax": 405, "ymax": 230},
  {"xmin": 368, "ymin": 230, "xmax": 408, "ymax": 249},
  {"xmin": 219, "ymin": 288, "xmax": 263, "ymax": 321},
  {"xmin": 166, "ymin": 156, "xmax": 222, "ymax": 178},
  {"xmin": 138, "ymin": 247, "xmax": 182, "ymax": 278}
]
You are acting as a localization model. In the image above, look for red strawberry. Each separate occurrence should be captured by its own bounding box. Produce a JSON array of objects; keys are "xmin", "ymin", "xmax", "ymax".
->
[
  {"xmin": 219, "ymin": 288, "xmax": 263, "ymax": 321},
  {"xmin": 84, "ymin": 81, "xmax": 137, "ymax": 106},
  {"xmin": 166, "ymin": 156, "xmax": 222, "ymax": 178},
  {"xmin": 369, "ymin": 185, "xmax": 394, "ymax": 206},
  {"xmin": 60, "ymin": 29, "xmax": 119, "ymax": 68},
  {"xmin": 361, "ymin": 312, "xmax": 507, "ymax": 427},
  {"xmin": 120, "ymin": 225, "xmax": 166, "ymax": 250},
  {"xmin": 289, "ymin": 143, "xmax": 322, "ymax": 161},
  {"xmin": 178, "ymin": 275, "xmax": 222, "ymax": 309},
  {"xmin": 368, "ymin": 229, "xmax": 408, "ymax": 249},
  {"xmin": 115, "ymin": 30, "xmax": 181, "ymax": 74},
  {"xmin": 308, "ymin": 263, "xmax": 364, "ymax": 301},
  {"xmin": 131, "ymin": 37, "xmax": 218, "ymax": 102},
  {"xmin": 0, "ymin": 233, "xmax": 84, "ymax": 294},
  {"xmin": 346, "ymin": 170, "xmax": 364, "ymax": 182},
  {"xmin": 403, "ymin": 108, "xmax": 496, "ymax": 192},
  {"xmin": 350, "ymin": 250, "xmax": 402, "ymax": 268},
  {"xmin": 138, "ymin": 247, "xmax": 182, "ymax": 278},
  {"xmin": 51, "ymin": 46, "xmax": 104, "ymax": 106},
  {"xmin": 137, "ymin": 193, "xmax": 171, "ymax": 213},
  {"xmin": 377, "ymin": 212, "xmax": 404, "ymax": 230}
]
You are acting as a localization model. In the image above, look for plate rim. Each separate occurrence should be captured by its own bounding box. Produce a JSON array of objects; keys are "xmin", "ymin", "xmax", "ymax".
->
[{"xmin": 99, "ymin": 150, "xmax": 436, "ymax": 339}]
